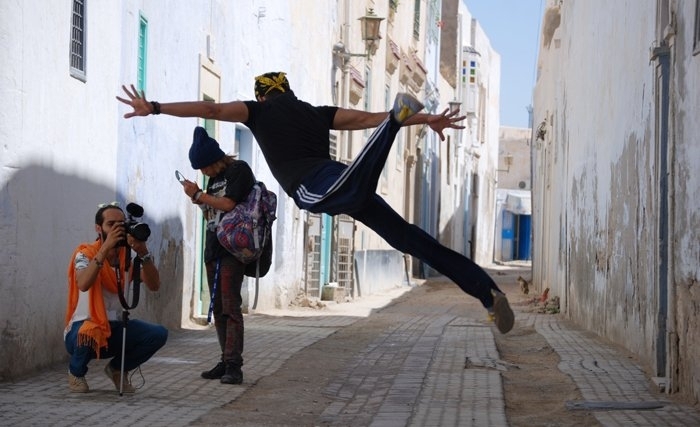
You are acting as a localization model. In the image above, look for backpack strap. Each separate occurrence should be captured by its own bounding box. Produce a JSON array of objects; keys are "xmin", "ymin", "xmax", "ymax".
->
[
  {"xmin": 206, "ymin": 258, "xmax": 221, "ymax": 324},
  {"xmin": 251, "ymin": 260, "xmax": 260, "ymax": 310},
  {"xmin": 252, "ymin": 184, "xmax": 263, "ymax": 251}
]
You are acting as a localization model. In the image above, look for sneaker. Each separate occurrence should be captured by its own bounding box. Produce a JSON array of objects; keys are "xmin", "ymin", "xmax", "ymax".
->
[
  {"xmin": 220, "ymin": 362, "xmax": 243, "ymax": 385},
  {"xmin": 68, "ymin": 372, "xmax": 89, "ymax": 393},
  {"xmin": 491, "ymin": 291, "xmax": 515, "ymax": 334},
  {"xmin": 201, "ymin": 361, "xmax": 226, "ymax": 379},
  {"xmin": 104, "ymin": 363, "xmax": 135, "ymax": 393},
  {"xmin": 392, "ymin": 93, "xmax": 424, "ymax": 123}
]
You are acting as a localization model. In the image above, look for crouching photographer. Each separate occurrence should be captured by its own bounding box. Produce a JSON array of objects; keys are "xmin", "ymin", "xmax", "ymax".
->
[{"xmin": 64, "ymin": 202, "xmax": 168, "ymax": 394}]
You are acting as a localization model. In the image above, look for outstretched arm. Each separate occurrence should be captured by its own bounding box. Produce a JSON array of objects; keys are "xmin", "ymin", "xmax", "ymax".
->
[
  {"xmin": 116, "ymin": 84, "xmax": 249, "ymax": 123},
  {"xmin": 332, "ymin": 106, "xmax": 465, "ymax": 141},
  {"xmin": 332, "ymin": 108, "xmax": 390, "ymax": 130}
]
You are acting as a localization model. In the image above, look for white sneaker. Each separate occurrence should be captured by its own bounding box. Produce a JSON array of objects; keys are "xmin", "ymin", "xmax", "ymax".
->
[
  {"xmin": 491, "ymin": 291, "xmax": 514, "ymax": 334},
  {"xmin": 392, "ymin": 93, "xmax": 424, "ymax": 123}
]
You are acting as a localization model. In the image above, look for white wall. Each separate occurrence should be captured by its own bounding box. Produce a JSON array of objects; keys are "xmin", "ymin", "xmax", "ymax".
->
[
  {"xmin": 453, "ymin": 5, "xmax": 501, "ymax": 265},
  {"xmin": 0, "ymin": 0, "xmax": 124, "ymax": 379},
  {"xmin": 532, "ymin": 0, "xmax": 700, "ymax": 401},
  {"xmin": 0, "ymin": 0, "xmax": 338, "ymax": 379}
]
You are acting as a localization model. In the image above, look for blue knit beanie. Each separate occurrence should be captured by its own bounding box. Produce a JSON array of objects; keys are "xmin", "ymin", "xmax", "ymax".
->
[{"xmin": 189, "ymin": 126, "xmax": 225, "ymax": 169}]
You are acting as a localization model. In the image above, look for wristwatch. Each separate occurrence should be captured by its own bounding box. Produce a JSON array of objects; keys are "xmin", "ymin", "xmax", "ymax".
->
[{"xmin": 140, "ymin": 253, "xmax": 154, "ymax": 264}]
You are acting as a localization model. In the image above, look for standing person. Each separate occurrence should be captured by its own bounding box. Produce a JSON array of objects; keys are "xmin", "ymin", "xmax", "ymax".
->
[
  {"xmin": 65, "ymin": 203, "xmax": 168, "ymax": 393},
  {"xmin": 116, "ymin": 72, "xmax": 514, "ymax": 333},
  {"xmin": 181, "ymin": 126, "xmax": 256, "ymax": 384}
]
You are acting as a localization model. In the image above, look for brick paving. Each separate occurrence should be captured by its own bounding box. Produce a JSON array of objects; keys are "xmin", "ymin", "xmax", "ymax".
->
[{"xmin": 1, "ymin": 268, "xmax": 699, "ymax": 426}]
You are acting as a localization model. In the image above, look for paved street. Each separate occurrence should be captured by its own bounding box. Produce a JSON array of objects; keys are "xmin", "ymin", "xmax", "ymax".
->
[{"xmin": 1, "ymin": 264, "xmax": 699, "ymax": 426}]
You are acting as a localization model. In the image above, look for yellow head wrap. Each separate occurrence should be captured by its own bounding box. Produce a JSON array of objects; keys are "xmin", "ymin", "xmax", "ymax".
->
[{"xmin": 254, "ymin": 72, "xmax": 290, "ymax": 98}]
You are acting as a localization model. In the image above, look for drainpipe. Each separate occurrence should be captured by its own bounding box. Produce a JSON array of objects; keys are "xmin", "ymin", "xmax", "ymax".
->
[{"xmin": 650, "ymin": 41, "xmax": 670, "ymax": 381}]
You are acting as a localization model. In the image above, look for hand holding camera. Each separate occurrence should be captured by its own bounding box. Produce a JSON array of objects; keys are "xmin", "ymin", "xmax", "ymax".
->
[
  {"xmin": 126, "ymin": 234, "xmax": 148, "ymax": 257},
  {"xmin": 102, "ymin": 221, "xmax": 127, "ymax": 251}
]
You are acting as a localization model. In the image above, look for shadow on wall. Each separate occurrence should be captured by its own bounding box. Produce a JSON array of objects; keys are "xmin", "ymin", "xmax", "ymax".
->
[{"xmin": 0, "ymin": 164, "xmax": 184, "ymax": 381}]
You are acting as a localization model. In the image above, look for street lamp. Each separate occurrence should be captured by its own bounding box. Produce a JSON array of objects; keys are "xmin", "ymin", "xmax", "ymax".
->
[
  {"xmin": 448, "ymin": 99, "xmax": 462, "ymax": 113},
  {"xmin": 333, "ymin": 8, "xmax": 385, "ymax": 65},
  {"xmin": 358, "ymin": 8, "xmax": 384, "ymax": 54}
]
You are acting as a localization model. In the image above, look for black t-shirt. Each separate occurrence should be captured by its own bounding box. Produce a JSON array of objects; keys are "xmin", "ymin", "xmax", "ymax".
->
[
  {"xmin": 203, "ymin": 160, "xmax": 256, "ymax": 262},
  {"xmin": 243, "ymin": 92, "xmax": 338, "ymax": 196}
]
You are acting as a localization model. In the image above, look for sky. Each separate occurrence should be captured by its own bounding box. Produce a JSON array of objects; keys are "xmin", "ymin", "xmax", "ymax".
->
[{"xmin": 463, "ymin": 0, "xmax": 544, "ymax": 128}]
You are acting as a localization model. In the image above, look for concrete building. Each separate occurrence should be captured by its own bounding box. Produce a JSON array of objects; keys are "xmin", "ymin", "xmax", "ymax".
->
[
  {"xmin": 532, "ymin": 0, "xmax": 700, "ymax": 401},
  {"xmin": 435, "ymin": 1, "xmax": 501, "ymax": 267},
  {"xmin": 495, "ymin": 127, "xmax": 532, "ymax": 262}
]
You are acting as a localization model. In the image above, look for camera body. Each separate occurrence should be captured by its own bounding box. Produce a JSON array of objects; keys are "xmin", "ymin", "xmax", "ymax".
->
[{"xmin": 118, "ymin": 202, "xmax": 151, "ymax": 246}]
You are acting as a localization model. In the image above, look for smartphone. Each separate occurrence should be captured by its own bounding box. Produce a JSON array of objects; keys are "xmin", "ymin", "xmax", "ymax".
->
[{"xmin": 175, "ymin": 170, "xmax": 187, "ymax": 185}]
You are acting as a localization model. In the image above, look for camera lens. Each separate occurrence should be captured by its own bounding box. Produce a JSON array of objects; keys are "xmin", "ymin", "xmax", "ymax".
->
[{"xmin": 129, "ymin": 223, "xmax": 151, "ymax": 242}]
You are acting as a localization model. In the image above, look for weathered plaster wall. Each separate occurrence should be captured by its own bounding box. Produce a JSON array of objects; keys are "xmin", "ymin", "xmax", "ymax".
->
[
  {"xmin": 0, "ymin": 0, "xmax": 126, "ymax": 380},
  {"xmin": 533, "ymin": 0, "xmax": 700, "ymax": 401},
  {"xmin": 354, "ymin": 250, "xmax": 407, "ymax": 295},
  {"xmin": 536, "ymin": 0, "xmax": 658, "ymax": 359},
  {"xmin": 668, "ymin": 0, "xmax": 700, "ymax": 401}
]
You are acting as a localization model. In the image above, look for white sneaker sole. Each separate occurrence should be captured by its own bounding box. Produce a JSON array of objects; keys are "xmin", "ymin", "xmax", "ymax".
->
[{"xmin": 493, "ymin": 294, "xmax": 514, "ymax": 334}]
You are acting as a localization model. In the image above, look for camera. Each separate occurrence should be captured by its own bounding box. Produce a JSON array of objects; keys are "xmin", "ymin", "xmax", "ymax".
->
[{"xmin": 118, "ymin": 202, "xmax": 151, "ymax": 246}]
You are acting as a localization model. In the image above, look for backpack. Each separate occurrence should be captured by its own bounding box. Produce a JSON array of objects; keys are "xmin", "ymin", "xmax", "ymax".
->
[{"xmin": 216, "ymin": 181, "xmax": 277, "ymax": 277}]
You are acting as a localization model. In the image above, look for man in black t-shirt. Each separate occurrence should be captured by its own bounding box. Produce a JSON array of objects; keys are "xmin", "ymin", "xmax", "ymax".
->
[{"xmin": 117, "ymin": 73, "xmax": 514, "ymax": 334}]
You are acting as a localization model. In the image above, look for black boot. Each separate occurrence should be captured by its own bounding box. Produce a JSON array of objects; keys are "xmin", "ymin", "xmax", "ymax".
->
[
  {"xmin": 201, "ymin": 361, "xmax": 226, "ymax": 379},
  {"xmin": 220, "ymin": 362, "xmax": 243, "ymax": 384}
]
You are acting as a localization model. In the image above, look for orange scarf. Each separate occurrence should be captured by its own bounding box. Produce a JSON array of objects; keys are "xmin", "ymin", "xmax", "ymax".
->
[{"xmin": 65, "ymin": 240, "xmax": 127, "ymax": 357}]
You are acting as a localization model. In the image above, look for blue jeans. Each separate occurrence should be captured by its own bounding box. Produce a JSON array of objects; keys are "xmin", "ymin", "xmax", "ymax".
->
[
  {"xmin": 65, "ymin": 319, "xmax": 168, "ymax": 377},
  {"xmin": 293, "ymin": 115, "xmax": 501, "ymax": 308}
]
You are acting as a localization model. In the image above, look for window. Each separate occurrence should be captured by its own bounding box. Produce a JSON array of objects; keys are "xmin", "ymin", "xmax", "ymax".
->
[
  {"xmin": 69, "ymin": 0, "xmax": 86, "ymax": 81},
  {"xmin": 694, "ymin": 0, "xmax": 700, "ymax": 54},
  {"xmin": 363, "ymin": 66, "xmax": 372, "ymax": 112},
  {"xmin": 137, "ymin": 15, "xmax": 148, "ymax": 92},
  {"xmin": 202, "ymin": 95, "xmax": 217, "ymax": 141},
  {"xmin": 446, "ymin": 135, "xmax": 451, "ymax": 184},
  {"xmin": 413, "ymin": 0, "xmax": 421, "ymax": 40},
  {"xmin": 329, "ymin": 133, "xmax": 338, "ymax": 160},
  {"xmin": 427, "ymin": 0, "xmax": 439, "ymax": 44}
]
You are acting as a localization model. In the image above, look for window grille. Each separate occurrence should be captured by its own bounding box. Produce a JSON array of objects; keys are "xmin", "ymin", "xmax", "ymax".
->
[
  {"xmin": 413, "ymin": 0, "xmax": 421, "ymax": 40},
  {"xmin": 69, "ymin": 0, "xmax": 86, "ymax": 81}
]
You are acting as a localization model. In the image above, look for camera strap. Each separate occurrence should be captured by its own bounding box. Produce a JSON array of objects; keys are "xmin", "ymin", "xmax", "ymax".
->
[{"xmin": 116, "ymin": 255, "xmax": 141, "ymax": 310}]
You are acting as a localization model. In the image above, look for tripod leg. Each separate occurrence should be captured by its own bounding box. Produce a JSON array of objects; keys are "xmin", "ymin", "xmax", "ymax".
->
[{"xmin": 119, "ymin": 310, "xmax": 128, "ymax": 396}]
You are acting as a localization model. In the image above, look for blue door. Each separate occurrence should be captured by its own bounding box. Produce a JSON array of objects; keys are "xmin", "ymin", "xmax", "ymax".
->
[
  {"xmin": 516, "ymin": 215, "xmax": 532, "ymax": 260},
  {"xmin": 501, "ymin": 211, "xmax": 515, "ymax": 261}
]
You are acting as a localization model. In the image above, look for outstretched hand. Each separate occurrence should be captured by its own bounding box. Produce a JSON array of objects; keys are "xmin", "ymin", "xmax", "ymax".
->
[
  {"xmin": 116, "ymin": 84, "xmax": 152, "ymax": 118},
  {"xmin": 428, "ymin": 108, "xmax": 466, "ymax": 141}
]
